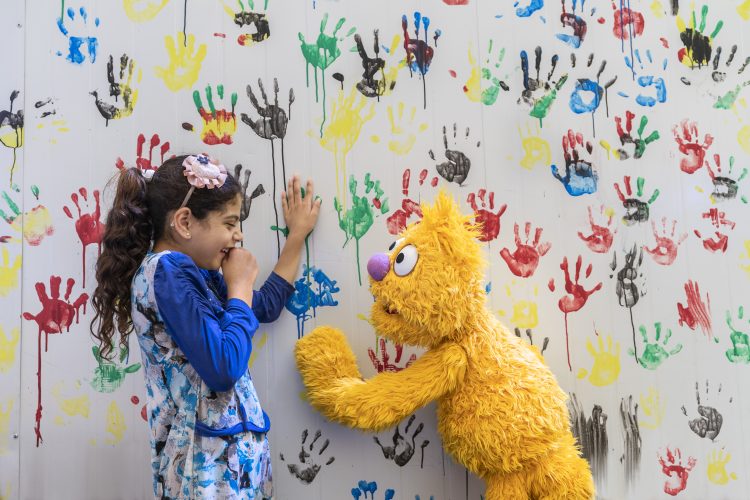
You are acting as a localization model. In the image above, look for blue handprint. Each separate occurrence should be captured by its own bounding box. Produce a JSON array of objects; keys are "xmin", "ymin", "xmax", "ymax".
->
[
  {"xmin": 351, "ymin": 480, "xmax": 394, "ymax": 500},
  {"xmin": 57, "ymin": 6, "xmax": 100, "ymax": 64},
  {"xmin": 285, "ymin": 265, "xmax": 340, "ymax": 338},
  {"xmin": 516, "ymin": 0, "xmax": 544, "ymax": 18},
  {"xmin": 569, "ymin": 54, "xmax": 618, "ymax": 117},
  {"xmin": 552, "ymin": 129, "xmax": 597, "ymax": 196},
  {"xmin": 624, "ymin": 49, "xmax": 668, "ymax": 107}
]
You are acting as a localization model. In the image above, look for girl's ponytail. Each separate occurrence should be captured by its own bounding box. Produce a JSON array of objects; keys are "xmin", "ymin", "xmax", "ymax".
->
[{"xmin": 90, "ymin": 168, "xmax": 152, "ymax": 361}]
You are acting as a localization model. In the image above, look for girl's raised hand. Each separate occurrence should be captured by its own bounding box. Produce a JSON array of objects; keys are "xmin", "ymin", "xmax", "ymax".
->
[{"xmin": 282, "ymin": 175, "xmax": 321, "ymax": 239}]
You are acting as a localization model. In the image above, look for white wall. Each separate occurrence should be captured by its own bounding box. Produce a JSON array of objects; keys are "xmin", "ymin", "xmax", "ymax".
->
[{"xmin": 2, "ymin": 0, "xmax": 750, "ymax": 498}]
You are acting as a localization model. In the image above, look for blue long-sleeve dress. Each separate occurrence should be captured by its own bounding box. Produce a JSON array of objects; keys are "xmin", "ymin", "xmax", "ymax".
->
[{"xmin": 131, "ymin": 250, "xmax": 293, "ymax": 499}]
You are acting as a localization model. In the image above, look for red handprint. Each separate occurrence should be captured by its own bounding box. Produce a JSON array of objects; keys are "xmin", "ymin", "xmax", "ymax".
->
[
  {"xmin": 386, "ymin": 169, "xmax": 437, "ymax": 235},
  {"xmin": 694, "ymin": 208, "xmax": 735, "ymax": 253},
  {"xmin": 694, "ymin": 230, "xmax": 729, "ymax": 253},
  {"xmin": 500, "ymin": 222, "xmax": 550, "ymax": 277},
  {"xmin": 558, "ymin": 256, "xmax": 602, "ymax": 314},
  {"xmin": 368, "ymin": 338, "xmax": 417, "ymax": 373},
  {"xmin": 63, "ymin": 188, "xmax": 104, "ymax": 287},
  {"xmin": 644, "ymin": 217, "xmax": 687, "ymax": 266},
  {"xmin": 578, "ymin": 205, "xmax": 616, "ymax": 254},
  {"xmin": 658, "ymin": 447, "xmax": 697, "ymax": 496},
  {"xmin": 677, "ymin": 280, "xmax": 712, "ymax": 340},
  {"xmin": 612, "ymin": 4, "xmax": 645, "ymax": 40},
  {"xmin": 673, "ymin": 119, "xmax": 713, "ymax": 174},
  {"xmin": 558, "ymin": 255, "xmax": 602, "ymax": 370},
  {"xmin": 467, "ymin": 189, "xmax": 507, "ymax": 242},
  {"xmin": 115, "ymin": 133, "xmax": 172, "ymax": 171},
  {"xmin": 23, "ymin": 276, "xmax": 88, "ymax": 446}
]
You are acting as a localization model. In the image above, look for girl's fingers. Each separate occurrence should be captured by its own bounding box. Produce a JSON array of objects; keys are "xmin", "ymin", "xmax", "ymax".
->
[
  {"xmin": 281, "ymin": 190, "xmax": 289, "ymax": 215},
  {"xmin": 305, "ymin": 179, "xmax": 314, "ymax": 206},
  {"xmin": 293, "ymin": 176, "xmax": 302, "ymax": 205}
]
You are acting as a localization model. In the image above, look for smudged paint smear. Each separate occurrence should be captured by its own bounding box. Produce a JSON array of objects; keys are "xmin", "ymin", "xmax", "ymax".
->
[
  {"xmin": 105, "ymin": 401, "xmax": 126, "ymax": 445},
  {"xmin": 568, "ymin": 394, "xmax": 608, "ymax": 487},
  {"xmin": 123, "ymin": 0, "xmax": 169, "ymax": 22},
  {"xmin": 0, "ymin": 248, "xmax": 22, "ymax": 297},
  {"xmin": 0, "ymin": 399, "xmax": 13, "ymax": 454},
  {"xmin": 676, "ymin": 280, "xmax": 713, "ymax": 340},
  {"xmin": 620, "ymin": 396, "xmax": 641, "ymax": 490}
]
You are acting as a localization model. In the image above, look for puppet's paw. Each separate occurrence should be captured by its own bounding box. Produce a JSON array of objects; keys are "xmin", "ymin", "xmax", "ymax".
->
[{"xmin": 295, "ymin": 326, "xmax": 361, "ymax": 393}]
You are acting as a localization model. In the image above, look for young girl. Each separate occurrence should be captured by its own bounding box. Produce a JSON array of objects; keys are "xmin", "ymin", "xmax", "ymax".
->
[{"xmin": 90, "ymin": 154, "xmax": 320, "ymax": 499}]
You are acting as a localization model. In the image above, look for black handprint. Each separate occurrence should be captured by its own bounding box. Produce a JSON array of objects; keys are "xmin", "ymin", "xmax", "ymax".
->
[
  {"xmin": 234, "ymin": 9, "xmax": 270, "ymax": 45},
  {"xmin": 233, "ymin": 164, "xmax": 265, "ymax": 236},
  {"xmin": 514, "ymin": 327, "xmax": 550, "ymax": 354},
  {"xmin": 374, "ymin": 414, "xmax": 430, "ymax": 468},
  {"xmin": 90, "ymin": 54, "xmax": 140, "ymax": 125},
  {"xmin": 428, "ymin": 124, "xmax": 479, "ymax": 185},
  {"xmin": 519, "ymin": 46, "xmax": 569, "ymax": 123},
  {"xmin": 280, "ymin": 429, "xmax": 335, "ymax": 484},
  {"xmin": 611, "ymin": 245, "xmax": 645, "ymax": 309},
  {"xmin": 681, "ymin": 380, "xmax": 730, "ymax": 441},
  {"xmin": 240, "ymin": 77, "xmax": 294, "ymax": 257},
  {"xmin": 241, "ymin": 78, "xmax": 294, "ymax": 141},
  {"xmin": 354, "ymin": 30, "xmax": 395, "ymax": 99},
  {"xmin": 0, "ymin": 90, "xmax": 24, "ymax": 184}
]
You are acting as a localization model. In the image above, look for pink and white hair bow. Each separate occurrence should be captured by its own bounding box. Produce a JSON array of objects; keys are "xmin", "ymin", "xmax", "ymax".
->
[{"xmin": 179, "ymin": 154, "xmax": 228, "ymax": 208}]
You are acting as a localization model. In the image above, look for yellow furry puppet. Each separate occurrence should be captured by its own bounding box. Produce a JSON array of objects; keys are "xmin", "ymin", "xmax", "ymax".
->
[{"xmin": 295, "ymin": 191, "xmax": 594, "ymax": 499}]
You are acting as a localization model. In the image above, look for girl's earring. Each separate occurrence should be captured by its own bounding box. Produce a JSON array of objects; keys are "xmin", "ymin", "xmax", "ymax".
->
[{"xmin": 186, "ymin": 232, "xmax": 191, "ymax": 238}]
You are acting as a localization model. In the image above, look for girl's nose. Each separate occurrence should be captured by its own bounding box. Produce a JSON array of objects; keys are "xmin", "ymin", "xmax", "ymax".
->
[{"xmin": 367, "ymin": 253, "xmax": 390, "ymax": 281}]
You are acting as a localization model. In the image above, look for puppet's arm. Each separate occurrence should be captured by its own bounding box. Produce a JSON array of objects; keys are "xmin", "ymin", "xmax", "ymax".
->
[{"xmin": 295, "ymin": 326, "xmax": 467, "ymax": 431}]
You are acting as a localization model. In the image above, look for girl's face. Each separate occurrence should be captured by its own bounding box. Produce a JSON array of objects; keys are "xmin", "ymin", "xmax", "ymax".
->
[{"xmin": 186, "ymin": 194, "xmax": 244, "ymax": 270}]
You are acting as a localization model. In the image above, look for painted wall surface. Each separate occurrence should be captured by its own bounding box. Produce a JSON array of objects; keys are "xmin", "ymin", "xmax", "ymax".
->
[{"xmin": 2, "ymin": 0, "xmax": 750, "ymax": 498}]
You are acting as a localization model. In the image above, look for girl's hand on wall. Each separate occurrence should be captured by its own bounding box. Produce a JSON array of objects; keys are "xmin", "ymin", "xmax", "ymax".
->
[{"xmin": 283, "ymin": 176, "xmax": 321, "ymax": 239}]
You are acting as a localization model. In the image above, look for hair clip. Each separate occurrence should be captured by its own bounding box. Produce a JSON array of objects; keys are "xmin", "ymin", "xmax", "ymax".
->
[
  {"xmin": 142, "ymin": 169, "xmax": 155, "ymax": 182},
  {"xmin": 179, "ymin": 154, "xmax": 228, "ymax": 208}
]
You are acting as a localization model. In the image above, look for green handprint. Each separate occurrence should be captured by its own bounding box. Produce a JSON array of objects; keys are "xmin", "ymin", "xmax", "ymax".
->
[
  {"xmin": 725, "ymin": 306, "xmax": 750, "ymax": 364},
  {"xmin": 298, "ymin": 13, "xmax": 356, "ymax": 134},
  {"xmin": 90, "ymin": 344, "xmax": 141, "ymax": 393},
  {"xmin": 630, "ymin": 322, "xmax": 682, "ymax": 370},
  {"xmin": 334, "ymin": 173, "xmax": 388, "ymax": 285}
]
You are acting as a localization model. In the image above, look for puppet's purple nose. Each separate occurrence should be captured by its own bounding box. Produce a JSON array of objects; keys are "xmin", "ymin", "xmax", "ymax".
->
[{"xmin": 367, "ymin": 253, "xmax": 390, "ymax": 281}]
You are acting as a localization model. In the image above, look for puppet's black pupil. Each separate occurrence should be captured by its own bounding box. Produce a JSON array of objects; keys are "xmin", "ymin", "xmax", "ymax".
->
[
  {"xmin": 396, "ymin": 253, "xmax": 404, "ymax": 263},
  {"xmin": 389, "ymin": 242, "xmax": 396, "ymax": 251}
]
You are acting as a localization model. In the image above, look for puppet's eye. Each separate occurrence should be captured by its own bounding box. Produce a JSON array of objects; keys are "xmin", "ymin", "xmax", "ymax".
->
[
  {"xmin": 394, "ymin": 245, "xmax": 418, "ymax": 277},
  {"xmin": 388, "ymin": 238, "xmax": 403, "ymax": 252}
]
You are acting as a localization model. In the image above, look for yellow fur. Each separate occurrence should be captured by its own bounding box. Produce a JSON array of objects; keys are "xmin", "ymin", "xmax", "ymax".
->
[{"xmin": 295, "ymin": 190, "xmax": 594, "ymax": 499}]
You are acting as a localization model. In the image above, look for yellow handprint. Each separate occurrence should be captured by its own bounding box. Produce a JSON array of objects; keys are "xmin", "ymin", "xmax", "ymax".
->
[
  {"xmin": 320, "ymin": 87, "xmax": 375, "ymax": 207},
  {"xmin": 52, "ymin": 382, "xmax": 90, "ymax": 423},
  {"xmin": 737, "ymin": 0, "xmax": 750, "ymax": 21},
  {"xmin": 577, "ymin": 334, "xmax": 621, "ymax": 386},
  {"xmin": 155, "ymin": 33, "xmax": 207, "ymax": 92},
  {"xmin": 0, "ymin": 399, "xmax": 12, "ymax": 454},
  {"xmin": 707, "ymin": 449, "xmax": 737, "ymax": 485},
  {"xmin": 0, "ymin": 247, "xmax": 21, "ymax": 297},
  {"xmin": 248, "ymin": 332, "xmax": 267, "ymax": 368},
  {"xmin": 498, "ymin": 282, "xmax": 539, "ymax": 329},
  {"xmin": 463, "ymin": 40, "xmax": 509, "ymax": 106},
  {"xmin": 741, "ymin": 240, "xmax": 750, "ymax": 279},
  {"xmin": 375, "ymin": 102, "xmax": 427, "ymax": 155},
  {"xmin": 123, "ymin": 0, "xmax": 169, "ymax": 22},
  {"xmin": 519, "ymin": 123, "xmax": 551, "ymax": 170},
  {"xmin": 639, "ymin": 387, "xmax": 665, "ymax": 430},
  {"xmin": 0, "ymin": 325, "xmax": 19, "ymax": 373},
  {"xmin": 105, "ymin": 401, "xmax": 127, "ymax": 445}
]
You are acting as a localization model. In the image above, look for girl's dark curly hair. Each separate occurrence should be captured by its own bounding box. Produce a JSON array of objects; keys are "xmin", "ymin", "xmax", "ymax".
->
[{"xmin": 90, "ymin": 155, "xmax": 241, "ymax": 360}]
